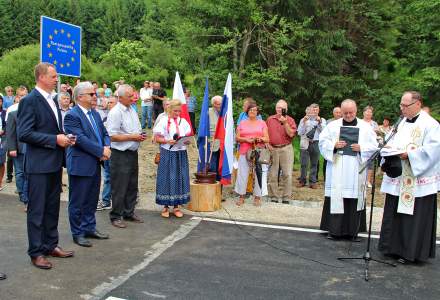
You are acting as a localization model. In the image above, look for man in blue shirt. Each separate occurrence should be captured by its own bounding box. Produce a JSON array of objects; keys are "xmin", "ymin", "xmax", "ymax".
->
[{"xmin": 185, "ymin": 88, "xmax": 197, "ymax": 133}]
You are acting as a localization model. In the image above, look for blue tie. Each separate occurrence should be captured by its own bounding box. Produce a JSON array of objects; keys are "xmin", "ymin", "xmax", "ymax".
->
[{"xmin": 87, "ymin": 111, "xmax": 102, "ymax": 145}]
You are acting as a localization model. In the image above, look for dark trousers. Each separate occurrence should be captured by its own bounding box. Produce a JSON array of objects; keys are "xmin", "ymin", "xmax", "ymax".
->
[
  {"xmin": 299, "ymin": 141, "xmax": 319, "ymax": 185},
  {"xmin": 27, "ymin": 170, "xmax": 62, "ymax": 257},
  {"xmin": 189, "ymin": 112, "xmax": 196, "ymax": 133},
  {"xmin": 6, "ymin": 153, "xmax": 13, "ymax": 180},
  {"xmin": 68, "ymin": 163, "xmax": 101, "ymax": 237},
  {"xmin": 109, "ymin": 149, "xmax": 138, "ymax": 221},
  {"xmin": 153, "ymin": 105, "xmax": 164, "ymax": 121},
  {"xmin": 209, "ymin": 150, "xmax": 221, "ymax": 181}
]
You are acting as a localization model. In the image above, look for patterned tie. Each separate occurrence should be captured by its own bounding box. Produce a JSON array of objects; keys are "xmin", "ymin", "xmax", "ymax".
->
[{"xmin": 87, "ymin": 111, "xmax": 102, "ymax": 145}]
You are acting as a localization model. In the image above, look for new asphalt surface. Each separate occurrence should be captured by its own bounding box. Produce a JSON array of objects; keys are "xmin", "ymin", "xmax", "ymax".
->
[{"xmin": 0, "ymin": 194, "xmax": 438, "ymax": 300}]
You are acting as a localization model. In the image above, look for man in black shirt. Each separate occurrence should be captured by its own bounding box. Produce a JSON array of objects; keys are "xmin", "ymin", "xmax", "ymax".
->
[{"xmin": 152, "ymin": 82, "xmax": 167, "ymax": 121}]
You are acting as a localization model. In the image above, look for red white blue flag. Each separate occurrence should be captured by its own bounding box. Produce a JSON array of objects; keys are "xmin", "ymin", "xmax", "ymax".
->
[{"xmin": 214, "ymin": 73, "xmax": 234, "ymax": 185}]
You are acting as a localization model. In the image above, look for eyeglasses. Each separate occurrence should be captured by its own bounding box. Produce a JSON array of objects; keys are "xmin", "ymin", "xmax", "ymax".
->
[
  {"xmin": 399, "ymin": 101, "xmax": 417, "ymax": 108},
  {"xmin": 81, "ymin": 93, "xmax": 96, "ymax": 97}
]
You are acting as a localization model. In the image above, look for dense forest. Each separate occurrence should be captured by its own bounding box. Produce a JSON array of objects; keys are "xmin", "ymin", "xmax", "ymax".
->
[{"xmin": 0, "ymin": 0, "xmax": 439, "ymax": 121}]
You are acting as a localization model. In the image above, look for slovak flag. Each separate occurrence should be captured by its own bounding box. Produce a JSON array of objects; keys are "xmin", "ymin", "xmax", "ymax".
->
[
  {"xmin": 214, "ymin": 73, "xmax": 234, "ymax": 185},
  {"xmin": 172, "ymin": 71, "xmax": 193, "ymax": 135}
]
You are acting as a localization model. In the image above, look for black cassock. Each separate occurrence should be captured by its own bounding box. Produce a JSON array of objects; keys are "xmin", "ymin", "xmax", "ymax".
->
[
  {"xmin": 378, "ymin": 193, "xmax": 437, "ymax": 262},
  {"xmin": 320, "ymin": 196, "xmax": 367, "ymax": 237}
]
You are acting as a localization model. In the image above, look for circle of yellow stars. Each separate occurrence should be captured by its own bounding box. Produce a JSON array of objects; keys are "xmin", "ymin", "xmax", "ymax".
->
[{"xmin": 46, "ymin": 28, "xmax": 77, "ymax": 68}]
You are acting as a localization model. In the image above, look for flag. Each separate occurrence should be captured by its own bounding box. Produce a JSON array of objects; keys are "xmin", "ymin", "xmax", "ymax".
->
[
  {"xmin": 197, "ymin": 78, "xmax": 210, "ymax": 172},
  {"xmin": 214, "ymin": 73, "xmax": 234, "ymax": 185},
  {"xmin": 172, "ymin": 71, "xmax": 193, "ymax": 135}
]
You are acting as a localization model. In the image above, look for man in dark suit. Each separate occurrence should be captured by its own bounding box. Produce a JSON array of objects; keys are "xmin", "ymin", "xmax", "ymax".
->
[
  {"xmin": 6, "ymin": 98, "xmax": 28, "ymax": 211},
  {"xmin": 17, "ymin": 63, "xmax": 75, "ymax": 270},
  {"xmin": 64, "ymin": 82, "xmax": 111, "ymax": 247}
]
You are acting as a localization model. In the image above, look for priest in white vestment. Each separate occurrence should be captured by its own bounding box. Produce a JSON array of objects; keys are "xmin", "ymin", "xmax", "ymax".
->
[
  {"xmin": 319, "ymin": 99, "xmax": 378, "ymax": 240},
  {"xmin": 378, "ymin": 91, "xmax": 439, "ymax": 263}
]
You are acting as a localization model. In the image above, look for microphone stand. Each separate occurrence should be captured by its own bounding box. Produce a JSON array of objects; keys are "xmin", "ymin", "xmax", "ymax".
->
[{"xmin": 337, "ymin": 117, "xmax": 403, "ymax": 281}]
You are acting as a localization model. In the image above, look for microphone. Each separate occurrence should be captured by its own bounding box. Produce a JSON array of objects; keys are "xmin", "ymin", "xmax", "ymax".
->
[
  {"xmin": 169, "ymin": 133, "xmax": 179, "ymax": 149},
  {"xmin": 392, "ymin": 114, "xmax": 404, "ymax": 134}
]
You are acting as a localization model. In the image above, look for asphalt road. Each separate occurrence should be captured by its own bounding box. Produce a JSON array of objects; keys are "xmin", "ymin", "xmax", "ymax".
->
[{"xmin": 0, "ymin": 194, "xmax": 438, "ymax": 300}]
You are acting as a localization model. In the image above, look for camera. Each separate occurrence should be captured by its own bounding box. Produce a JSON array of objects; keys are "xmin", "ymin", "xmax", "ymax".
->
[{"xmin": 281, "ymin": 108, "xmax": 287, "ymax": 117}]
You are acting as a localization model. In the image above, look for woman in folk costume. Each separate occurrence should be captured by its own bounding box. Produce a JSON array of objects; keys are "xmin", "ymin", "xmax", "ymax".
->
[
  {"xmin": 379, "ymin": 91, "xmax": 440, "ymax": 264},
  {"xmin": 319, "ymin": 99, "xmax": 378, "ymax": 240},
  {"xmin": 153, "ymin": 99, "xmax": 192, "ymax": 218}
]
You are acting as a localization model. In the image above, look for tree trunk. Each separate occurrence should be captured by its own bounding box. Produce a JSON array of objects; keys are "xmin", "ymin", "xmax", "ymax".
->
[{"xmin": 239, "ymin": 24, "xmax": 252, "ymax": 79}]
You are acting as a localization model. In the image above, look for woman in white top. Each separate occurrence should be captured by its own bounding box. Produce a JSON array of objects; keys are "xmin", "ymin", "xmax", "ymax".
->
[
  {"xmin": 153, "ymin": 99, "xmax": 192, "ymax": 218},
  {"xmin": 362, "ymin": 105, "xmax": 379, "ymax": 187}
]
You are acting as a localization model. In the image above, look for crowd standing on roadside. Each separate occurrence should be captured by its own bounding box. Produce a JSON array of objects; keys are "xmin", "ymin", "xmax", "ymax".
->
[{"xmin": 0, "ymin": 62, "xmax": 438, "ymax": 280}]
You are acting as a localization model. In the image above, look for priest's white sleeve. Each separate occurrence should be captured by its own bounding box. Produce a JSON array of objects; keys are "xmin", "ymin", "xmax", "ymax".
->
[
  {"xmin": 359, "ymin": 125, "xmax": 378, "ymax": 163},
  {"xmin": 318, "ymin": 123, "xmax": 337, "ymax": 162},
  {"xmin": 408, "ymin": 124, "xmax": 440, "ymax": 177}
]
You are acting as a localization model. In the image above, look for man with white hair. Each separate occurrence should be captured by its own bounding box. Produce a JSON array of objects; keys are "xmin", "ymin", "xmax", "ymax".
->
[
  {"xmin": 319, "ymin": 99, "xmax": 377, "ymax": 240},
  {"xmin": 208, "ymin": 95, "xmax": 223, "ymax": 179},
  {"xmin": 378, "ymin": 91, "xmax": 440, "ymax": 263},
  {"xmin": 266, "ymin": 99, "xmax": 296, "ymax": 203},
  {"xmin": 106, "ymin": 84, "xmax": 147, "ymax": 228},
  {"xmin": 64, "ymin": 81, "xmax": 111, "ymax": 247},
  {"xmin": 297, "ymin": 103, "xmax": 326, "ymax": 189}
]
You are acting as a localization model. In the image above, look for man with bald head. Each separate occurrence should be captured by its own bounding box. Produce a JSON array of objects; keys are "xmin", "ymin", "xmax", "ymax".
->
[
  {"xmin": 319, "ymin": 99, "xmax": 378, "ymax": 241},
  {"xmin": 106, "ymin": 84, "xmax": 147, "ymax": 228},
  {"xmin": 266, "ymin": 99, "xmax": 297, "ymax": 203},
  {"xmin": 378, "ymin": 91, "xmax": 440, "ymax": 264}
]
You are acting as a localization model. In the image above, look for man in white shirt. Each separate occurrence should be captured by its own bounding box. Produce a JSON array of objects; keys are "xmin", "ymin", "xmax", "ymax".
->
[
  {"xmin": 106, "ymin": 84, "xmax": 147, "ymax": 228},
  {"xmin": 140, "ymin": 81, "xmax": 153, "ymax": 129}
]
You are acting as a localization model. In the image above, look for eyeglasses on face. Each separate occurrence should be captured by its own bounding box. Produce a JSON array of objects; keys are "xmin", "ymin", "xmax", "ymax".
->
[{"xmin": 399, "ymin": 101, "xmax": 417, "ymax": 108}]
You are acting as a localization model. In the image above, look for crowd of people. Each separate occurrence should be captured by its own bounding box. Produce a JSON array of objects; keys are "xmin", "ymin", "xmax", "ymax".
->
[{"xmin": 0, "ymin": 62, "xmax": 438, "ymax": 280}]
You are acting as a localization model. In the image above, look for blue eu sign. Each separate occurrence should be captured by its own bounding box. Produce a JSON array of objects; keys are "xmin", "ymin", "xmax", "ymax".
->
[{"xmin": 40, "ymin": 16, "xmax": 81, "ymax": 77}]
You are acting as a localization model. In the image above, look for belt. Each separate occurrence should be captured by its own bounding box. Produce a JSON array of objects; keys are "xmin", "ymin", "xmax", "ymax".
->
[
  {"xmin": 309, "ymin": 140, "xmax": 318, "ymax": 144},
  {"xmin": 272, "ymin": 143, "xmax": 290, "ymax": 148}
]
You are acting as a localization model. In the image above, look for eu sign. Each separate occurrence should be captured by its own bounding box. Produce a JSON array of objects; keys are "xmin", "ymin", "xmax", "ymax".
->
[{"xmin": 40, "ymin": 16, "xmax": 81, "ymax": 77}]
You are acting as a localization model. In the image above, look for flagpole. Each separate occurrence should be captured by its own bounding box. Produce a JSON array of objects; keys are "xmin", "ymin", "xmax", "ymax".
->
[
  {"xmin": 207, "ymin": 136, "xmax": 214, "ymax": 165},
  {"xmin": 204, "ymin": 136, "xmax": 208, "ymax": 173},
  {"xmin": 193, "ymin": 136, "xmax": 201, "ymax": 163}
]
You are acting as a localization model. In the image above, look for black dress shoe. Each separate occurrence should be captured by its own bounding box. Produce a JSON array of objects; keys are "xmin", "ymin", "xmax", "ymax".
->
[
  {"xmin": 327, "ymin": 234, "xmax": 337, "ymax": 240},
  {"xmin": 0, "ymin": 272, "xmax": 6, "ymax": 280},
  {"xmin": 397, "ymin": 258, "xmax": 407, "ymax": 264},
  {"xmin": 350, "ymin": 236, "xmax": 362, "ymax": 243},
  {"xmin": 73, "ymin": 236, "xmax": 92, "ymax": 247},
  {"xmin": 124, "ymin": 214, "xmax": 144, "ymax": 223},
  {"xmin": 85, "ymin": 230, "xmax": 109, "ymax": 240}
]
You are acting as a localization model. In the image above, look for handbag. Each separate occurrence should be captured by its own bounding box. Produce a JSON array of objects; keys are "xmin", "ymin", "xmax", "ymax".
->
[
  {"xmin": 154, "ymin": 152, "xmax": 160, "ymax": 164},
  {"xmin": 246, "ymin": 146, "xmax": 271, "ymax": 165},
  {"xmin": 306, "ymin": 125, "xmax": 317, "ymax": 140}
]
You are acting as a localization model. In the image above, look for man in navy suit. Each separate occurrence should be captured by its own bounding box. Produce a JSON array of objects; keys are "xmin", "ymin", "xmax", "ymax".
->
[
  {"xmin": 18, "ymin": 63, "xmax": 75, "ymax": 269},
  {"xmin": 64, "ymin": 82, "xmax": 111, "ymax": 247}
]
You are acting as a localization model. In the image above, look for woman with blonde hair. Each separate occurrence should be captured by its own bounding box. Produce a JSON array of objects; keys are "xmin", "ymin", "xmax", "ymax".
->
[{"xmin": 153, "ymin": 99, "xmax": 192, "ymax": 218}]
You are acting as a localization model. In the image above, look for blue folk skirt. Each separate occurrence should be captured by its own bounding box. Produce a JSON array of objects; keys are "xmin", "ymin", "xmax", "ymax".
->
[{"xmin": 155, "ymin": 147, "xmax": 190, "ymax": 206}]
